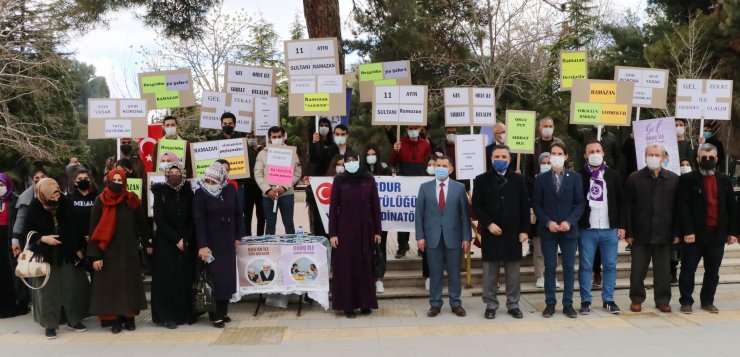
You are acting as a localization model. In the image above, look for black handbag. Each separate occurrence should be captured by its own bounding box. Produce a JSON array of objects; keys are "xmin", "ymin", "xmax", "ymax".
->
[
  {"xmin": 192, "ymin": 269, "xmax": 215, "ymax": 314},
  {"xmin": 372, "ymin": 243, "xmax": 386, "ymax": 279}
]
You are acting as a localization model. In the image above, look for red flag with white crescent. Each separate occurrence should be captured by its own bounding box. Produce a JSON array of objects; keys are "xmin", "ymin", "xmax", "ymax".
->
[{"xmin": 139, "ymin": 124, "xmax": 163, "ymax": 172}]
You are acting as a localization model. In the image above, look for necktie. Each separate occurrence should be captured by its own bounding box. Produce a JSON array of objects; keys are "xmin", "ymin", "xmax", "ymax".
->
[{"xmin": 439, "ymin": 182, "xmax": 445, "ymax": 211}]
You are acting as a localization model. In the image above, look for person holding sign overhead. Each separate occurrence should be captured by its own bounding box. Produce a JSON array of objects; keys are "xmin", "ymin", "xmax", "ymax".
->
[
  {"xmin": 308, "ymin": 117, "xmax": 335, "ymax": 176},
  {"xmin": 104, "ymin": 138, "xmax": 146, "ymax": 179},
  {"xmin": 311, "ymin": 124, "xmax": 354, "ymax": 178}
]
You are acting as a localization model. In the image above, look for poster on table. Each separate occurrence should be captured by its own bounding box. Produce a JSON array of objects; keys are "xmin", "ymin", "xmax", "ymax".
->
[
  {"xmin": 156, "ymin": 139, "xmax": 187, "ymax": 164},
  {"xmin": 675, "ymin": 79, "xmax": 733, "ymax": 120},
  {"xmin": 200, "ymin": 90, "xmax": 256, "ymax": 133},
  {"xmin": 454, "ymin": 134, "xmax": 487, "ymax": 180},
  {"xmin": 632, "ymin": 117, "xmax": 680, "ymax": 175},
  {"xmin": 280, "ymin": 243, "xmax": 329, "ymax": 292},
  {"xmin": 137, "ymin": 69, "xmax": 196, "ymax": 109},
  {"xmin": 309, "ymin": 176, "xmax": 430, "ymax": 233},
  {"xmin": 371, "ymin": 85, "xmax": 428, "ymax": 126},
  {"xmin": 127, "ymin": 178, "xmax": 143, "ymax": 199},
  {"xmin": 284, "ymin": 37, "xmax": 340, "ymax": 77},
  {"xmin": 358, "ymin": 60, "xmax": 412, "ymax": 102},
  {"xmin": 444, "ymin": 87, "xmax": 496, "ymax": 127},
  {"xmin": 505, "ymin": 110, "xmax": 536, "ymax": 154},
  {"xmin": 235, "ymin": 243, "xmax": 283, "ymax": 293},
  {"xmin": 224, "ymin": 64, "xmax": 276, "ymax": 97},
  {"xmin": 265, "ymin": 144, "xmax": 298, "ymax": 186},
  {"xmin": 569, "ymin": 79, "xmax": 635, "ymax": 126},
  {"xmin": 559, "ymin": 50, "xmax": 588, "ymax": 91},
  {"xmin": 288, "ymin": 75, "xmax": 347, "ymax": 116},
  {"xmin": 87, "ymin": 99, "xmax": 148, "ymax": 139},
  {"xmin": 190, "ymin": 138, "xmax": 250, "ymax": 179},
  {"xmin": 614, "ymin": 66, "xmax": 669, "ymax": 109}
]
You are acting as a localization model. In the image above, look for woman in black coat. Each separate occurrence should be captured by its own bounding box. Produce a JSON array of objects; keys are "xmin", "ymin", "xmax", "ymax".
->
[
  {"xmin": 0, "ymin": 173, "xmax": 29, "ymax": 318},
  {"xmin": 151, "ymin": 162, "xmax": 195, "ymax": 329}
]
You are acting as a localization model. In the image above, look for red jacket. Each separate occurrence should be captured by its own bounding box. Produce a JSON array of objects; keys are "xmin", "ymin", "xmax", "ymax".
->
[{"xmin": 390, "ymin": 135, "xmax": 431, "ymax": 173}]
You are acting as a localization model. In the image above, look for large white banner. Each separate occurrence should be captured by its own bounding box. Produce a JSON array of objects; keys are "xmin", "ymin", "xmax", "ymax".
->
[
  {"xmin": 633, "ymin": 117, "xmax": 680, "ymax": 175},
  {"xmin": 309, "ymin": 176, "xmax": 431, "ymax": 233}
]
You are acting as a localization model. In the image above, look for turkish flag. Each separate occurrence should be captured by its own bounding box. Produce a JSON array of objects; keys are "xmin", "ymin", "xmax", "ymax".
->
[{"xmin": 139, "ymin": 124, "xmax": 163, "ymax": 172}]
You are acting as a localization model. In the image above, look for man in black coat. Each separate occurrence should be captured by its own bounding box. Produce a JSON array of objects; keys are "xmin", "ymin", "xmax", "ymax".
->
[
  {"xmin": 677, "ymin": 143, "xmax": 738, "ymax": 314},
  {"xmin": 472, "ymin": 145, "xmax": 529, "ymax": 320},
  {"xmin": 620, "ymin": 143, "xmax": 680, "ymax": 313}
]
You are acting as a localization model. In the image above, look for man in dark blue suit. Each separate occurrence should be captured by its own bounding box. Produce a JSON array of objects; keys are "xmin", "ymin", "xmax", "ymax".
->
[
  {"xmin": 415, "ymin": 155, "xmax": 472, "ymax": 318},
  {"xmin": 533, "ymin": 141, "xmax": 586, "ymax": 318}
]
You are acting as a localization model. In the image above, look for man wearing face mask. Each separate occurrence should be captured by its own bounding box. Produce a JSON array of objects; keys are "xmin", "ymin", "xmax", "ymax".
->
[
  {"xmin": 310, "ymin": 124, "xmax": 353, "ymax": 177},
  {"xmin": 577, "ymin": 140, "xmax": 623, "ymax": 315},
  {"xmin": 211, "ymin": 112, "xmax": 245, "ymax": 141},
  {"xmin": 472, "ymin": 145, "xmax": 529, "ymax": 320},
  {"xmin": 676, "ymin": 143, "xmax": 738, "ymax": 314},
  {"xmin": 675, "ymin": 119, "xmax": 694, "ymax": 169},
  {"xmin": 485, "ymin": 122, "xmax": 520, "ymax": 172},
  {"xmin": 567, "ymin": 124, "xmax": 621, "ymax": 171},
  {"xmin": 103, "ymin": 138, "xmax": 147, "ymax": 179},
  {"xmin": 390, "ymin": 125, "xmax": 431, "ymax": 258},
  {"xmin": 151, "ymin": 116, "xmax": 193, "ymax": 177},
  {"xmin": 525, "ymin": 118, "xmax": 560, "ymax": 179},
  {"xmin": 697, "ymin": 123, "xmax": 726, "ymax": 173},
  {"xmin": 621, "ymin": 143, "xmax": 680, "ymax": 313}
]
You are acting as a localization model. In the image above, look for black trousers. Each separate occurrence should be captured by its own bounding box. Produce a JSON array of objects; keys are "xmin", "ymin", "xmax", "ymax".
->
[
  {"xmin": 245, "ymin": 184, "xmax": 265, "ymax": 236},
  {"xmin": 679, "ymin": 230, "xmax": 725, "ymax": 306},
  {"xmin": 398, "ymin": 232, "xmax": 410, "ymax": 250},
  {"xmin": 209, "ymin": 300, "xmax": 229, "ymax": 322},
  {"xmin": 593, "ymin": 247, "xmax": 601, "ymax": 275},
  {"xmin": 629, "ymin": 243, "xmax": 672, "ymax": 305}
]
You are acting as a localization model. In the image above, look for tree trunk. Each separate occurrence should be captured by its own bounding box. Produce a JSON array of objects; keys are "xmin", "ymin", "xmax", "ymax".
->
[{"xmin": 303, "ymin": 0, "xmax": 344, "ymax": 74}]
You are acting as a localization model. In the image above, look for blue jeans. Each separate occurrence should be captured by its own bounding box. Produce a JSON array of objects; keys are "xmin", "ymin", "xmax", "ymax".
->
[
  {"xmin": 262, "ymin": 195, "xmax": 295, "ymax": 235},
  {"xmin": 541, "ymin": 233, "xmax": 577, "ymax": 306},
  {"xmin": 578, "ymin": 228, "xmax": 618, "ymax": 303}
]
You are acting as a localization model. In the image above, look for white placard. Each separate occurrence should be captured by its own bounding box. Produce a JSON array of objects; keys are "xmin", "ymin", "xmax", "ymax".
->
[
  {"xmin": 383, "ymin": 61, "xmax": 411, "ymax": 79},
  {"xmin": 400, "ymin": 86, "xmax": 425, "ymax": 104},
  {"xmin": 254, "ymin": 97, "xmax": 279, "ymax": 136},
  {"xmin": 444, "ymin": 88, "xmax": 469, "ymax": 106},
  {"xmin": 105, "ymin": 120, "xmax": 131, "ymax": 138},
  {"xmin": 676, "ymin": 79, "xmax": 703, "ymax": 97},
  {"xmin": 445, "ymin": 107, "xmax": 470, "ymax": 126},
  {"xmin": 472, "ymin": 88, "xmax": 495, "ymax": 106},
  {"xmin": 289, "ymin": 76, "xmax": 316, "ymax": 94},
  {"xmin": 89, "ymin": 100, "xmax": 117, "ymax": 119},
  {"xmin": 266, "ymin": 146, "xmax": 293, "ymax": 167},
  {"xmin": 372, "ymin": 85, "xmax": 428, "ymax": 125},
  {"xmin": 316, "ymin": 75, "xmax": 344, "ymax": 93},
  {"xmin": 675, "ymin": 79, "xmax": 733, "ymax": 120},
  {"xmin": 455, "ymin": 134, "xmax": 486, "ymax": 180},
  {"xmin": 118, "ymin": 100, "xmax": 147, "ymax": 118},
  {"xmin": 444, "ymin": 87, "xmax": 496, "ymax": 126},
  {"xmin": 191, "ymin": 142, "xmax": 220, "ymax": 160}
]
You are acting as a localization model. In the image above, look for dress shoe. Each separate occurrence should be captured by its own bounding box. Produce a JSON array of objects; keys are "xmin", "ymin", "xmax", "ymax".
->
[
  {"xmin": 123, "ymin": 317, "xmax": 136, "ymax": 331},
  {"xmin": 213, "ymin": 321, "xmax": 226, "ymax": 328},
  {"xmin": 394, "ymin": 246, "xmax": 408, "ymax": 259},
  {"xmin": 360, "ymin": 308, "xmax": 372, "ymax": 315},
  {"xmin": 344, "ymin": 310, "xmax": 357, "ymax": 319},
  {"xmin": 222, "ymin": 316, "xmax": 232, "ymax": 323},
  {"xmin": 563, "ymin": 305, "xmax": 577, "ymax": 318},
  {"xmin": 630, "ymin": 303, "xmax": 642, "ymax": 312},
  {"xmin": 542, "ymin": 304, "xmax": 555, "ymax": 318},
  {"xmin": 508, "ymin": 308, "xmax": 523, "ymax": 319},
  {"xmin": 111, "ymin": 321, "xmax": 122, "ymax": 334},
  {"xmin": 701, "ymin": 304, "xmax": 719, "ymax": 313},
  {"xmin": 427, "ymin": 306, "xmax": 441, "ymax": 317},
  {"xmin": 680, "ymin": 305, "xmax": 692, "ymax": 314},
  {"xmin": 451, "ymin": 306, "xmax": 466, "ymax": 317},
  {"xmin": 165, "ymin": 321, "xmax": 177, "ymax": 329},
  {"xmin": 484, "ymin": 309, "xmax": 496, "ymax": 319},
  {"xmin": 657, "ymin": 304, "xmax": 672, "ymax": 313}
]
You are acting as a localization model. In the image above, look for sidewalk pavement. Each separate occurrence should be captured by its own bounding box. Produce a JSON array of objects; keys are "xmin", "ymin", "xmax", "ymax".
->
[{"xmin": 2, "ymin": 283, "xmax": 740, "ymax": 356}]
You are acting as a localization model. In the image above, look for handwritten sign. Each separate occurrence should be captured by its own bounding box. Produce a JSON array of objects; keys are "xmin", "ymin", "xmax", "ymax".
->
[
  {"xmin": 560, "ymin": 51, "xmax": 588, "ymax": 91},
  {"xmin": 200, "ymin": 91, "xmax": 267, "ymax": 133},
  {"xmin": 284, "ymin": 37, "xmax": 340, "ymax": 77},
  {"xmin": 505, "ymin": 110, "xmax": 536, "ymax": 154},
  {"xmin": 675, "ymin": 79, "xmax": 733, "ymax": 120},
  {"xmin": 87, "ymin": 99, "xmax": 148, "ymax": 139},
  {"xmin": 224, "ymin": 64, "xmax": 276, "ymax": 97},
  {"xmin": 569, "ymin": 79, "xmax": 635, "ymax": 126},
  {"xmin": 254, "ymin": 97, "xmax": 280, "ymax": 136},
  {"xmin": 358, "ymin": 61, "xmax": 412, "ymax": 102},
  {"xmin": 454, "ymin": 134, "xmax": 487, "ymax": 180},
  {"xmin": 444, "ymin": 87, "xmax": 496, "ymax": 126},
  {"xmin": 371, "ymin": 85, "xmax": 428, "ymax": 125},
  {"xmin": 288, "ymin": 75, "xmax": 347, "ymax": 116},
  {"xmin": 190, "ymin": 138, "xmax": 250, "ymax": 179},
  {"xmin": 614, "ymin": 66, "xmax": 669, "ymax": 109},
  {"xmin": 137, "ymin": 68, "xmax": 196, "ymax": 109}
]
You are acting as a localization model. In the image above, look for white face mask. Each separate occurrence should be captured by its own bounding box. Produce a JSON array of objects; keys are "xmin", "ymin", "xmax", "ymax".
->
[
  {"xmin": 446, "ymin": 134, "xmax": 457, "ymax": 143},
  {"xmin": 334, "ymin": 135, "xmax": 347, "ymax": 145},
  {"xmin": 680, "ymin": 166, "xmax": 692, "ymax": 174},
  {"xmin": 0, "ymin": 187, "xmax": 6, "ymax": 197},
  {"xmin": 318, "ymin": 126, "xmax": 330, "ymax": 136},
  {"xmin": 164, "ymin": 127, "xmax": 177, "ymax": 137},
  {"xmin": 550, "ymin": 155, "xmax": 565, "ymax": 169},
  {"xmin": 344, "ymin": 161, "xmax": 360, "ymax": 173},
  {"xmin": 676, "ymin": 126, "xmax": 685, "ymax": 136},
  {"xmin": 335, "ymin": 166, "xmax": 345, "ymax": 174},
  {"xmin": 426, "ymin": 165, "xmax": 435, "ymax": 175},
  {"xmin": 159, "ymin": 162, "xmax": 171, "ymax": 172},
  {"xmin": 203, "ymin": 183, "xmax": 222, "ymax": 195},
  {"xmin": 498, "ymin": 133, "xmax": 506, "ymax": 144},
  {"xmin": 588, "ymin": 153, "xmax": 604, "ymax": 167},
  {"xmin": 366, "ymin": 155, "xmax": 377, "ymax": 165},
  {"xmin": 271, "ymin": 138, "xmax": 284, "ymax": 145},
  {"xmin": 646, "ymin": 156, "xmax": 662, "ymax": 170},
  {"xmin": 541, "ymin": 127, "xmax": 554, "ymax": 138},
  {"xmin": 540, "ymin": 164, "xmax": 552, "ymax": 173},
  {"xmin": 408, "ymin": 130, "xmax": 419, "ymax": 138}
]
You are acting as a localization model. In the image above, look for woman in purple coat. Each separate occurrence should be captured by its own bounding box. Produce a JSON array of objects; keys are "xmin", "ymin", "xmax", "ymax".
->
[
  {"xmin": 329, "ymin": 151, "xmax": 382, "ymax": 318},
  {"xmin": 193, "ymin": 162, "xmax": 245, "ymax": 328}
]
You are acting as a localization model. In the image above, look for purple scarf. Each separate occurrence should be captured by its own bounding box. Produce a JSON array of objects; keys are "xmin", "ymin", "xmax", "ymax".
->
[
  {"xmin": 583, "ymin": 163, "xmax": 605, "ymax": 204},
  {"xmin": 0, "ymin": 173, "xmax": 12, "ymax": 204}
]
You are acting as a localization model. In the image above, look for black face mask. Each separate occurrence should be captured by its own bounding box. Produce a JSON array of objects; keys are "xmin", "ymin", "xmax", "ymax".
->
[
  {"xmin": 109, "ymin": 182, "xmax": 124, "ymax": 192},
  {"xmin": 120, "ymin": 144, "xmax": 133, "ymax": 155},
  {"xmin": 699, "ymin": 157, "xmax": 716, "ymax": 171},
  {"xmin": 222, "ymin": 125, "xmax": 235, "ymax": 135},
  {"xmin": 45, "ymin": 199, "xmax": 59, "ymax": 207},
  {"xmin": 76, "ymin": 180, "xmax": 90, "ymax": 191}
]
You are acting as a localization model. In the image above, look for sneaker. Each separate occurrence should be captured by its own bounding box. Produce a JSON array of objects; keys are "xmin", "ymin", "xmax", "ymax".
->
[
  {"xmin": 44, "ymin": 328, "xmax": 57, "ymax": 339},
  {"xmin": 563, "ymin": 305, "xmax": 577, "ymax": 318},
  {"xmin": 603, "ymin": 301, "xmax": 621, "ymax": 314},
  {"xmin": 542, "ymin": 304, "xmax": 556, "ymax": 318},
  {"xmin": 376, "ymin": 281, "xmax": 385, "ymax": 293},
  {"xmin": 424, "ymin": 278, "xmax": 430, "ymax": 292},
  {"xmin": 535, "ymin": 277, "xmax": 545, "ymax": 288},
  {"xmin": 680, "ymin": 304, "xmax": 692, "ymax": 314},
  {"xmin": 579, "ymin": 301, "xmax": 591, "ymax": 315},
  {"xmin": 66, "ymin": 322, "xmax": 87, "ymax": 332}
]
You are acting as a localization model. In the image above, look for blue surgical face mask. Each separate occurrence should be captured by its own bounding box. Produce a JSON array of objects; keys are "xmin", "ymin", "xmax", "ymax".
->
[
  {"xmin": 434, "ymin": 167, "xmax": 449, "ymax": 180},
  {"xmin": 334, "ymin": 135, "xmax": 347, "ymax": 145},
  {"xmin": 492, "ymin": 159, "xmax": 509, "ymax": 172},
  {"xmin": 703, "ymin": 131, "xmax": 712, "ymax": 140}
]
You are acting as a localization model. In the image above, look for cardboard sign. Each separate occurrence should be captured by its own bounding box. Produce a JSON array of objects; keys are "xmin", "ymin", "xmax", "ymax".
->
[
  {"xmin": 675, "ymin": 79, "xmax": 733, "ymax": 120},
  {"xmin": 284, "ymin": 37, "xmax": 340, "ymax": 77},
  {"xmin": 190, "ymin": 138, "xmax": 250, "ymax": 179},
  {"xmin": 455, "ymin": 134, "xmax": 487, "ymax": 180},
  {"xmin": 87, "ymin": 99, "xmax": 148, "ymax": 139},
  {"xmin": 614, "ymin": 66, "xmax": 669, "ymax": 109},
  {"xmin": 560, "ymin": 51, "xmax": 588, "ymax": 91},
  {"xmin": 505, "ymin": 110, "xmax": 537, "ymax": 154},
  {"xmin": 288, "ymin": 75, "xmax": 347, "ymax": 116},
  {"xmin": 200, "ymin": 90, "xmax": 263, "ymax": 133},
  {"xmin": 569, "ymin": 79, "xmax": 635, "ymax": 126},
  {"xmin": 265, "ymin": 144, "xmax": 297, "ymax": 186},
  {"xmin": 254, "ymin": 97, "xmax": 280, "ymax": 136},
  {"xmin": 137, "ymin": 69, "xmax": 196, "ymax": 109},
  {"xmin": 358, "ymin": 60, "xmax": 412, "ymax": 102},
  {"xmin": 444, "ymin": 87, "xmax": 496, "ymax": 126},
  {"xmin": 632, "ymin": 117, "xmax": 680, "ymax": 175},
  {"xmin": 127, "ymin": 178, "xmax": 143, "ymax": 199},
  {"xmin": 371, "ymin": 85, "xmax": 428, "ymax": 125},
  {"xmin": 224, "ymin": 64, "xmax": 276, "ymax": 97},
  {"xmin": 156, "ymin": 139, "xmax": 187, "ymax": 164}
]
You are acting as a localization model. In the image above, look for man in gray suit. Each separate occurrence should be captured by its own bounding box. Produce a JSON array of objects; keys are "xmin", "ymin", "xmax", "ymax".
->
[{"xmin": 415, "ymin": 155, "xmax": 472, "ymax": 317}]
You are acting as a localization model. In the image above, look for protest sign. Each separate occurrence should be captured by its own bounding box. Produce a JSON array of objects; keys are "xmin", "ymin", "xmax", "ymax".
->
[
  {"xmin": 632, "ymin": 117, "xmax": 680, "ymax": 175},
  {"xmin": 454, "ymin": 134, "xmax": 487, "ymax": 180},
  {"xmin": 156, "ymin": 139, "xmax": 187, "ymax": 164},
  {"xmin": 614, "ymin": 66, "xmax": 669, "ymax": 109},
  {"xmin": 560, "ymin": 50, "xmax": 588, "ymax": 91},
  {"xmin": 265, "ymin": 145, "xmax": 298, "ymax": 186},
  {"xmin": 309, "ymin": 176, "xmax": 430, "ymax": 232},
  {"xmin": 675, "ymin": 79, "xmax": 733, "ymax": 120},
  {"xmin": 288, "ymin": 75, "xmax": 347, "ymax": 116},
  {"xmin": 200, "ymin": 90, "xmax": 264, "ymax": 133},
  {"xmin": 254, "ymin": 97, "xmax": 280, "ymax": 136},
  {"xmin": 284, "ymin": 37, "xmax": 340, "ymax": 77},
  {"xmin": 190, "ymin": 138, "xmax": 250, "ymax": 179},
  {"xmin": 137, "ymin": 69, "xmax": 196, "ymax": 109},
  {"xmin": 358, "ymin": 60, "xmax": 412, "ymax": 102},
  {"xmin": 87, "ymin": 99, "xmax": 148, "ymax": 139},
  {"xmin": 224, "ymin": 64, "xmax": 276, "ymax": 97},
  {"xmin": 505, "ymin": 110, "xmax": 536, "ymax": 154},
  {"xmin": 127, "ymin": 178, "xmax": 143, "ymax": 199},
  {"xmin": 371, "ymin": 85, "xmax": 428, "ymax": 125},
  {"xmin": 444, "ymin": 87, "xmax": 496, "ymax": 127},
  {"xmin": 569, "ymin": 79, "xmax": 635, "ymax": 126}
]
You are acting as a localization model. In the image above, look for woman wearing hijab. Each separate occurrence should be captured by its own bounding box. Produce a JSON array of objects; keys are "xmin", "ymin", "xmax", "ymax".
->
[
  {"xmin": 193, "ymin": 162, "xmax": 245, "ymax": 328},
  {"xmin": 23, "ymin": 178, "xmax": 90, "ymax": 339},
  {"xmin": 328, "ymin": 151, "xmax": 382, "ymax": 318},
  {"xmin": 0, "ymin": 173, "xmax": 29, "ymax": 318},
  {"xmin": 151, "ymin": 162, "xmax": 195, "ymax": 329},
  {"xmin": 88, "ymin": 169, "xmax": 150, "ymax": 334},
  {"xmin": 362, "ymin": 144, "xmax": 392, "ymax": 294}
]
